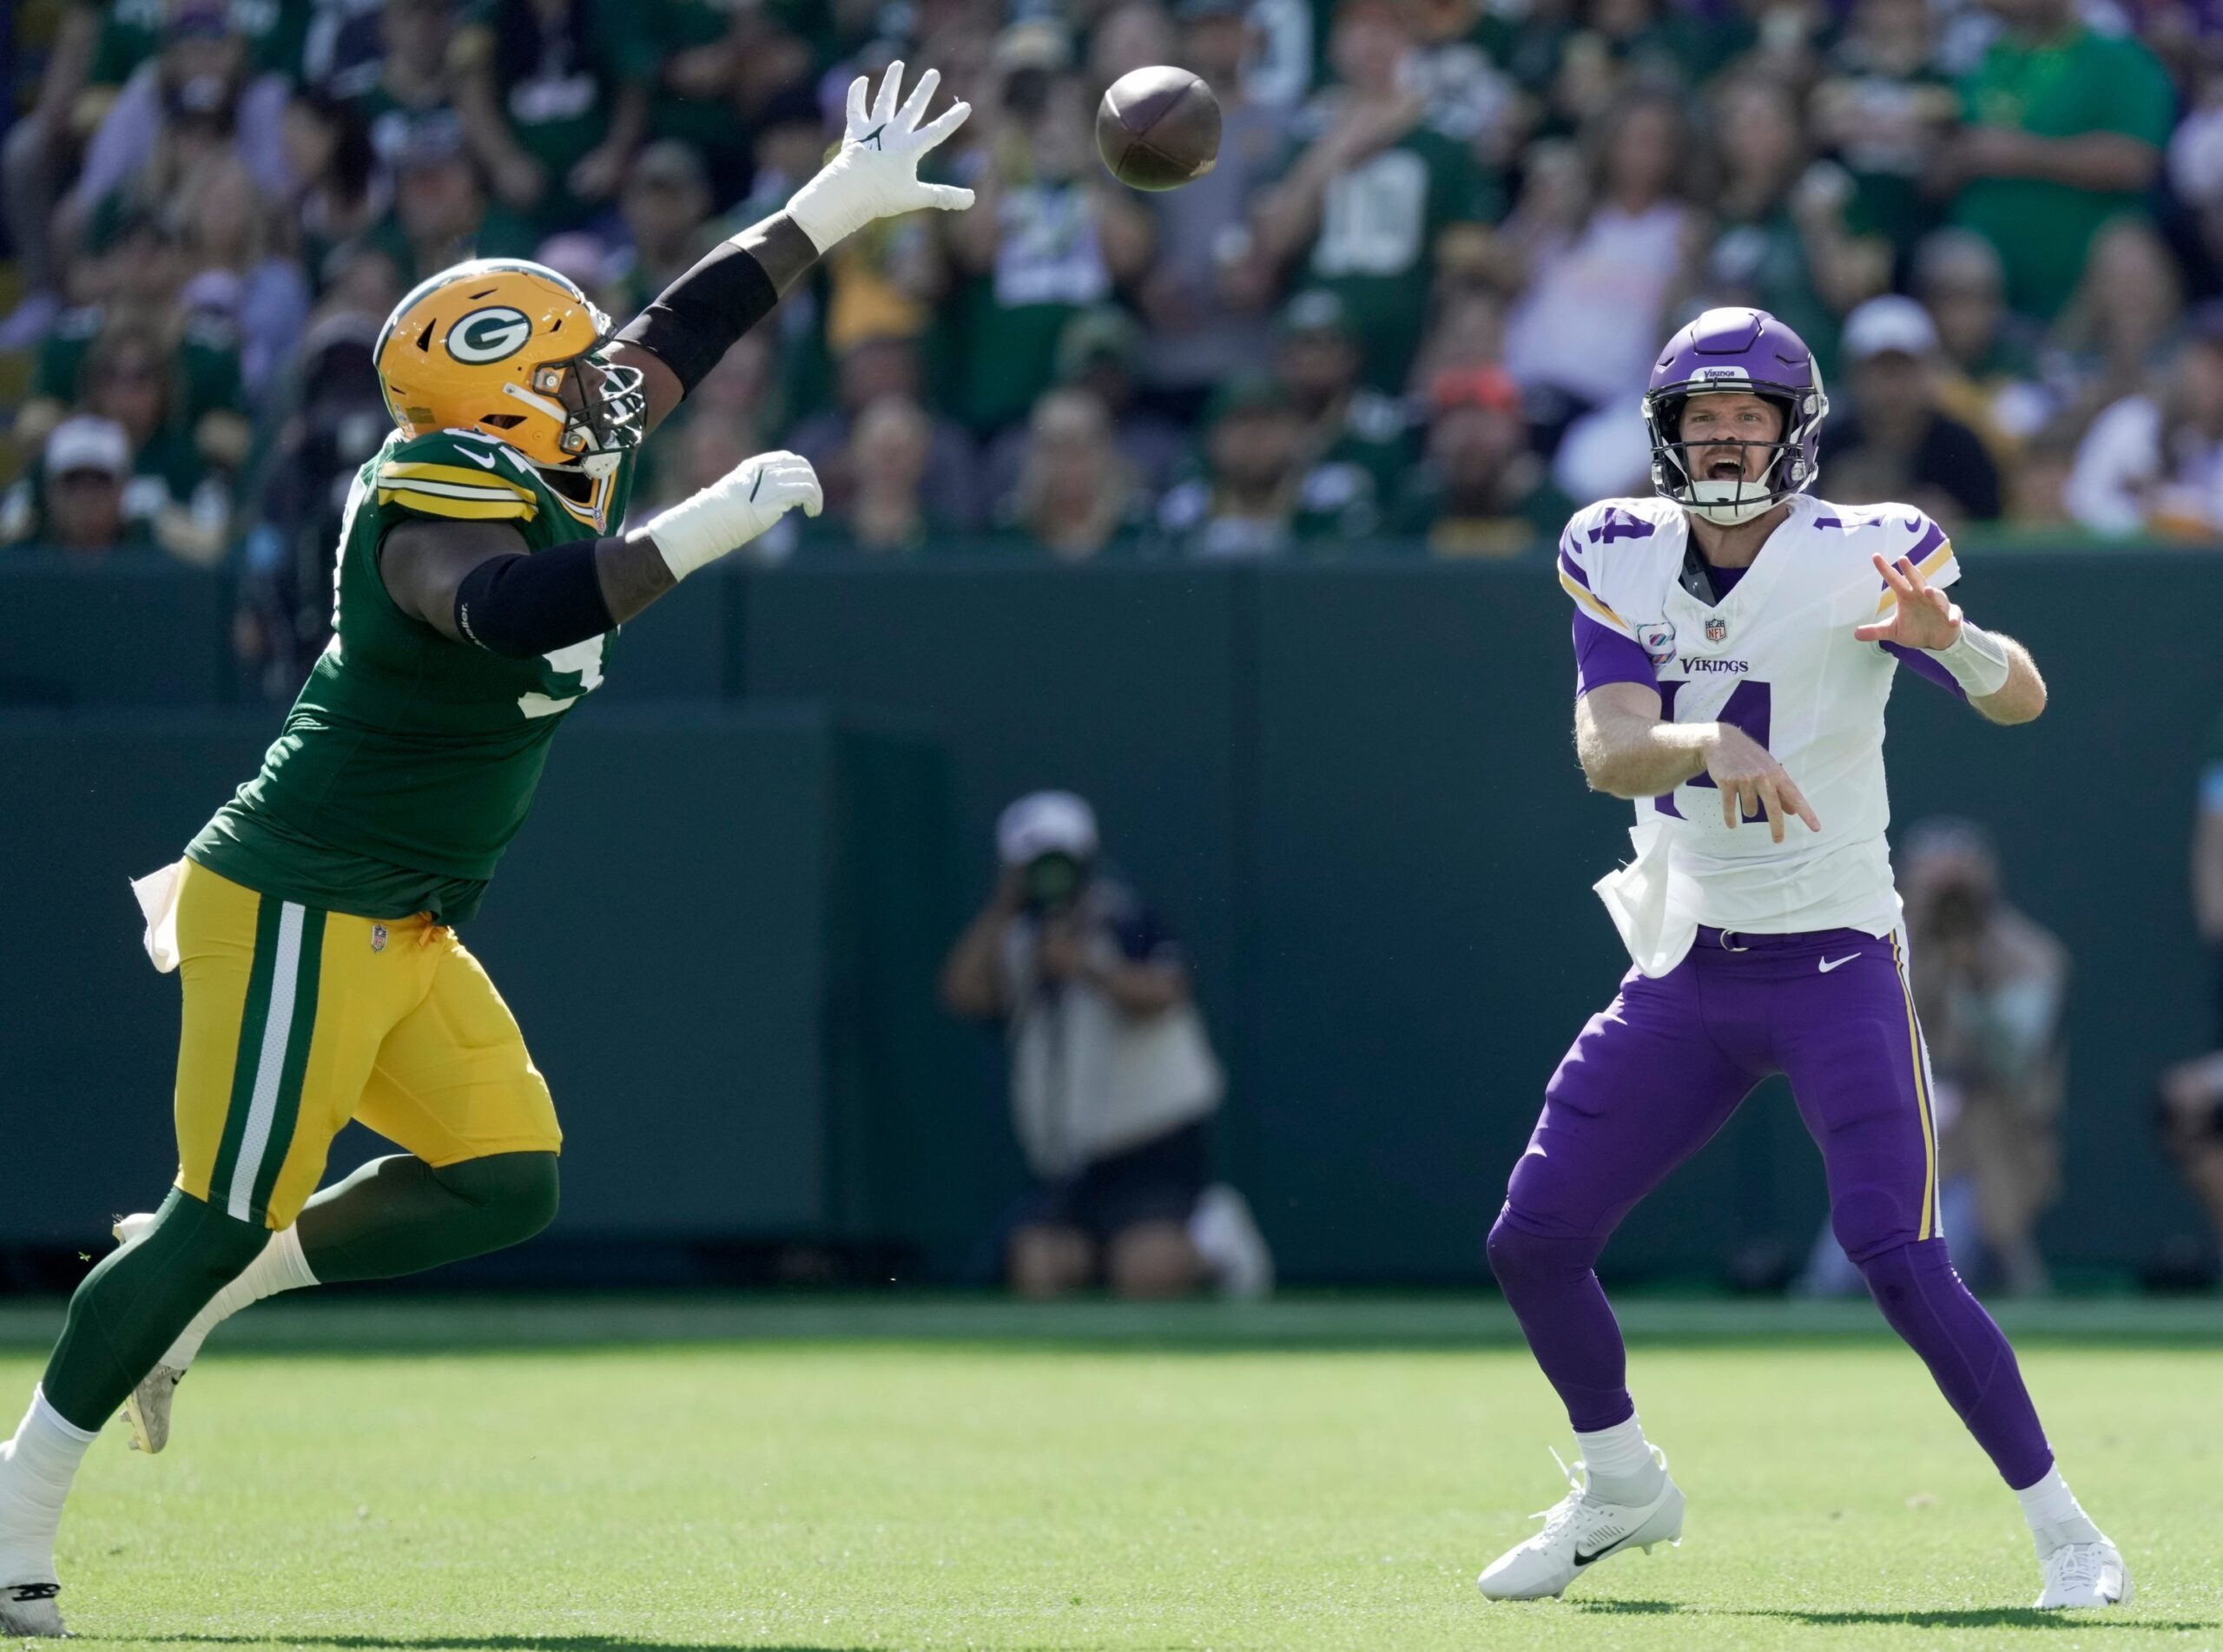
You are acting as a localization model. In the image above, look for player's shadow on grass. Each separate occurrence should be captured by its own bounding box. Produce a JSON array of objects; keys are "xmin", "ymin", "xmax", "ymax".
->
[{"xmin": 1568, "ymin": 1601, "xmax": 2213, "ymax": 1631}]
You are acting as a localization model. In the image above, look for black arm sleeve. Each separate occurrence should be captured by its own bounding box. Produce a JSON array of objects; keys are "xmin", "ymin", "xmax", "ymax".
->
[
  {"xmin": 453, "ymin": 539, "xmax": 618, "ymax": 660},
  {"xmin": 613, "ymin": 238, "xmax": 780, "ymax": 397}
]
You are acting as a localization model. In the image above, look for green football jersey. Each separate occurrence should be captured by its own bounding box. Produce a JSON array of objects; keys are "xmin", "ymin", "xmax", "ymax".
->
[{"xmin": 188, "ymin": 426, "xmax": 637, "ymax": 925}]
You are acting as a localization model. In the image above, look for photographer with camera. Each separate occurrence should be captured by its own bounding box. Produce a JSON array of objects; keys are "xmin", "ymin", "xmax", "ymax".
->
[{"xmin": 941, "ymin": 791, "xmax": 1271, "ymax": 1300}]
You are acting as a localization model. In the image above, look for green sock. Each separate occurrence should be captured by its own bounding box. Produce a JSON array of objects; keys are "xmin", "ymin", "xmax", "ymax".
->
[
  {"xmin": 41, "ymin": 1188, "xmax": 267, "ymax": 1432},
  {"xmin": 295, "ymin": 1152, "xmax": 559, "ymax": 1284}
]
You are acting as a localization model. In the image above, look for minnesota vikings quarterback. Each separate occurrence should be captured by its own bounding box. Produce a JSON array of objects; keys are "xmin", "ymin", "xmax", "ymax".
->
[
  {"xmin": 0, "ymin": 64, "xmax": 972, "ymax": 1638},
  {"xmin": 1477, "ymin": 309, "xmax": 2129, "ymax": 1609}
]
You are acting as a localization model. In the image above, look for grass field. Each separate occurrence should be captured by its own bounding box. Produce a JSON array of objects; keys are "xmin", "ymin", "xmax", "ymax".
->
[{"xmin": 0, "ymin": 1295, "xmax": 2217, "ymax": 1652}]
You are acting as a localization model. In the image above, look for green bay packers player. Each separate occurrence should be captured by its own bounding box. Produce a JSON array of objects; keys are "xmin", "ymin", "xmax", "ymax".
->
[{"xmin": 0, "ymin": 64, "xmax": 972, "ymax": 1638}]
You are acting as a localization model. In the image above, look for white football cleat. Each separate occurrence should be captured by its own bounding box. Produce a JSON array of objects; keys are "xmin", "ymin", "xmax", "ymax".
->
[
  {"xmin": 1478, "ymin": 1446, "xmax": 1685, "ymax": 1602},
  {"xmin": 121, "ymin": 1364, "xmax": 182, "ymax": 1457},
  {"xmin": 112, "ymin": 1214, "xmax": 181, "ymax": 1455},
  {"xmin": 0, "ymin": 1582, "xmax": 66, "ymax": 1638},
  {"xmin": 2035, "ymin": 1538, "xmax": 2133, "ymax": 1609}
]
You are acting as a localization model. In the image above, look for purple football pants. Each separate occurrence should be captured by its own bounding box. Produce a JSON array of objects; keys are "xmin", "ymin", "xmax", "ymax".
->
[{"xmin": 1488, "ymin": 925, "xmax": 2054, "ymax": 1490}]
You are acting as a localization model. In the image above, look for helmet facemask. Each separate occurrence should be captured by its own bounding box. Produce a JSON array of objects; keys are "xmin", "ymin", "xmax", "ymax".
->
[
  {"xmin": 501, "ymin": 341, "xmax": 647, "ymax": 479},
  {"xmin": 1644, "ymin": 375, "xmax": 1827, "ymax": 526}
]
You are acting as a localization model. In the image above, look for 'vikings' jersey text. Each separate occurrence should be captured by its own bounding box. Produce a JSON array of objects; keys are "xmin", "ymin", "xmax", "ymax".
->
[
  {"xmin": 188, "ymin": 426, "xmax": 638, "ymax": 925},
  {"xmin": 1559, "ymin": 492, "xmax": 1959, "ymax": 971}
]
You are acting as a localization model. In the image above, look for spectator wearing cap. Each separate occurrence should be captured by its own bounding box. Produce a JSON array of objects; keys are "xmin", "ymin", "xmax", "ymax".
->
[
  {"xmin": 0, "ymin": 418, "xmax": 149, "ymax": 559},
  {"xmin": 941, "ymin": 792, "xmax": 1271, "ymax": 1300},
  {"xmin": 359, "ymin": 115, "xmax": 491, "ymax": 284},
  {"xmin": 1500, "ymin": 91, "xmax": 1702, "ymax": 454},
  {"xmin": 1154, "ymin": 376, "xmax": 1375, "ymax": 558},
  {"xmin": 939, "ymin": 20, "xmax": 1155, "ymax": 433},
  {"xmin": 1390, "ymin": 365, "xmax": 1569, "ymax": 556},
  {"xmin": 788, "ymin": 333, "xmax": 983, "ymax": 530},
  {"xmin": 1936, "ymin": 0, "xmax": 2174, "ymax": 324},
  {"xmin": 983, "ymin": 309, "xmax": 1187, "ymax": 517},
  {"xmin": 1131, "ymin": 0, "xmax": 1291, "ymax": 399},
  {"xmin": 2064, "ymin": 302, "xmax": 2223, "ymax": 540},
  {"xmin": 450, "ymin": 0, "xmax": 653, "ymax": 246},
  {"xmin": 1276, "ymin": 288, "xmax": 1414, "ymax": 507},
  {"xmin": 1251, "ymin": 0, "xmax": 1505, "ymax": 392},
  {"xmin": 997, "ymin": 388, "xmax": 1146, "ymax": 563},
  {"xmin": 608, "ymin": 141, "xmax": 718, "ymax": 322},
  {"xmin": 1821, "ymin": 295, "xmax": 2002, "ymax": 527},
  {"xmin": 55, "ymin": 0, "xmax": 296, "ymax": 273}
]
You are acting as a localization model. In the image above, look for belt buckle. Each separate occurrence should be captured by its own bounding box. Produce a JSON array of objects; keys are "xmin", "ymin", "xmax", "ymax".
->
[{"xmin": 1718, "ymin": 929, "xmax": 1750, "ymax": 953}]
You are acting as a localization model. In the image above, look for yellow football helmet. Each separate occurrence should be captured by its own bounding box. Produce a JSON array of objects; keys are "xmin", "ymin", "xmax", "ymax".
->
[{"xmin": 373, "ymin": 259, "xmax": 645, "ymax": 475}]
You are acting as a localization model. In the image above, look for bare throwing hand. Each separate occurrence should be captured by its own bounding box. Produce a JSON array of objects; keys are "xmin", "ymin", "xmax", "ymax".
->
[
  {"xmin": 1703, "ymin": 723, "xmax": 1822, "ymax": 845},
  {"xmin": 1853, "ymin": 553, "xmax": 1961, "ymax": 652}
]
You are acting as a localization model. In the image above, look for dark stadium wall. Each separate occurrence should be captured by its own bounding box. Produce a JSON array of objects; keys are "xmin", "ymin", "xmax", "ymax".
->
[{"xmin": 1, "ymin": 554, "xmax": 2218, "ymax": 1286}]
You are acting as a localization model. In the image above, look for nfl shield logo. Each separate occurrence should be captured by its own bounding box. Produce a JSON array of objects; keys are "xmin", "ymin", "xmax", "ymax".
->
[
  {"xmin": 1705, "ymin": 615, "xmax": 1728, "ymax": 644},
  {"xmin": 371, "ymin": 924, "xmax": 387, "ymax": 953},
  {"xmin": 1637, "ymin": 621, "xmax": 1678, "ymax": 667}
]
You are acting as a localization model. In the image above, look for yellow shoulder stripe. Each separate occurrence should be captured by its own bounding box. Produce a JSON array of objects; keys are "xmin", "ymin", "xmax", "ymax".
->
[
  {"xmin": 380, "ymin": 460, "xmax": 537, "ymax": 499},
  {"xmin": 376, "ymin": 484, "xmax": 537, "ymax": 523},
  {"xmin": 1560, "ymin": 566, "xmax": 1633, "ymax": 636},
  {"xmin": 1875, "ymin": 541, "xmax": 1956, "ymax": 612}
]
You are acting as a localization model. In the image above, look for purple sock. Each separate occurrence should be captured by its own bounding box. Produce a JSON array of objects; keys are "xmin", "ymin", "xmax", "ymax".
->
[
  {"xmin": 1857, "ymin": 1237, "xmax": 2054, "ymax": 1489},
  {"xmin": 1487, "ymin": 1212, "xmax": 1635, "ymax": 1432}
]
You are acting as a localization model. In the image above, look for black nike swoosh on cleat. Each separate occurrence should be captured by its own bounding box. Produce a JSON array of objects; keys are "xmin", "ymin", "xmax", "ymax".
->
[{"xmin": 1572, "ymin": 1539, "xmax": 1622, "ymax": 1567}]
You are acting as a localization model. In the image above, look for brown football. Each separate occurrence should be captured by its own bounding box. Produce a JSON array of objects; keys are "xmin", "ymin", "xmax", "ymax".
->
[{"xmin": 1097, "ymin": 66, "xmax": 1221, "ymax": 192}]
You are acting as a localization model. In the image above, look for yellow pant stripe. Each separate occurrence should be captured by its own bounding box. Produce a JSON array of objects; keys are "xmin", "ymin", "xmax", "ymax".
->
[{"xmin": 1890, "ymin": 932, "xmax": 1939, "ymax": 1240}]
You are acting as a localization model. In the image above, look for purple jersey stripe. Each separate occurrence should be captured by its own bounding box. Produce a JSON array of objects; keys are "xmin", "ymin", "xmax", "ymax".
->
[
  {"xmin": 1574, "ymin": 610, "xmax": 1658, "ymax": 697},
  {"xmin": 1906, "ymin": 518, "xmax": 1947, "ymax": 563},
  {"xmin": 1883, "ymin": 640, "xmax": 1966, "ymax": 700},
  {"xmin": 1557, "ymin": 546, "xmax": 1593, "ymax": 590}
]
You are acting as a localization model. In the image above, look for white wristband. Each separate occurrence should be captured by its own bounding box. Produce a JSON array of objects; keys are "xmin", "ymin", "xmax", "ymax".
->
[{"xmin": 1934, "ymin": 619, "xmax": 2011, "ymax": 698}]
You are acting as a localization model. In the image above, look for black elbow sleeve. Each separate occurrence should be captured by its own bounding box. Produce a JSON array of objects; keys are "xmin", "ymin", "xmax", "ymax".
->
[
  {"xmin": 453, "ymin": 540, "xmax": 617, "ymax": 660},
  {"xmin": 614, "ymin": 239, "xmax": 780, "ymax": 397}
]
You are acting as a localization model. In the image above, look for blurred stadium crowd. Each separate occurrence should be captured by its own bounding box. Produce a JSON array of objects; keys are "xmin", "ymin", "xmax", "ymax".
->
[{"xmin": 1, "ymin": 0, "xmax": 2220, "ymax": 651}]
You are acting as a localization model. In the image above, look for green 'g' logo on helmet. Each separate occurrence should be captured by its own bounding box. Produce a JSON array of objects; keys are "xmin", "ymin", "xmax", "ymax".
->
[{"xmin": 447, "ymin": 306, "xmax": 534, "ymax": 365}]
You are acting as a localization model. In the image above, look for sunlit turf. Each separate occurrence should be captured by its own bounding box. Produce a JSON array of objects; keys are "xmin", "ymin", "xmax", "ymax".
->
[{"xmin": 0, "ymin": 1295, "xmax": 2214, "ymax": 1651}]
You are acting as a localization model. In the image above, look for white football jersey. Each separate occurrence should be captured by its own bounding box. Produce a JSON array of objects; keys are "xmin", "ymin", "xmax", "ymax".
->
[{"xmin": 1558, "ymin": 492, "xmax": 1959, "ymax": 972}]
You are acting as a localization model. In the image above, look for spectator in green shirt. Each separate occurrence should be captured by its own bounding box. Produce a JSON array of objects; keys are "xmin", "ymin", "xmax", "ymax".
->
[
  {"xmin": 1251, "ymin": 0, "xmax": 1504, "ymax": 392},
  {"xmin": 450, "ymin": 0, "xmax": 652, "ymax": 245},
  {"xmin": 1153, "ymin": 375, "xmax": 1376, "ymax": 557},
  {"xmin": 1389, "ymin": 364, "xmax": 1569, "ymax": 557},
  {"xmin": 355, "ymin": 116, "xmax": 495, "ymax": 285},
  {"xmin": 936, "ymin": 24, "xmax": 1154, "ymax": 434},
  {"xmin": 1938, "ymin": 0, "xmax": 2174, "ymax": 324},
  {"xmin": 1276, "ymin": 287, "xmax": 1414, "ymax": 507},
  {"xmin": 1809, "ymin": 0, "xmax": 1959, "ymax": 265}
]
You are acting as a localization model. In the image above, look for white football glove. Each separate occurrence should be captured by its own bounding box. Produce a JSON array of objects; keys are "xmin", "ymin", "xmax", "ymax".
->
[
  {"xmin": 785, "ymin": 61, "xmax": 975, "ymax": 253},
  {"xmin": 637, "ymin": 450, "xmax": 822, "ymax": 580}
]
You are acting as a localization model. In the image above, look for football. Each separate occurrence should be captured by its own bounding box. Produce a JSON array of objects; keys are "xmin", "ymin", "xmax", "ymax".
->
[{"xmin": 1096, "ymin": 66, "xmax": 1221, "ymax": 191}]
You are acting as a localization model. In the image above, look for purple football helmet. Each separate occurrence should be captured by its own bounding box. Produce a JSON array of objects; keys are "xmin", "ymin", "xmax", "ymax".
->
[{"xmin": 1643, "ymin": 307, "xmax": 1828, "ymax": 525}]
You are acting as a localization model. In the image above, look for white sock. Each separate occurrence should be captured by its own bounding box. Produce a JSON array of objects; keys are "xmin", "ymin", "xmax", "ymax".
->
[
  {"xmin": 2015, "ymin": 1465, "xmax": 2101, "ymax": 1555},
  {"xmin": 1575, "ymin": 1415, "xmax": 1661, "ymax": 1498},
  {"xmin": 0, "ymin": 1389, "xmax": 98, "ymax": 1585},
  {"xmin": 159, "ymin": 1224, "xmax": 320, "ymax": 1372}
]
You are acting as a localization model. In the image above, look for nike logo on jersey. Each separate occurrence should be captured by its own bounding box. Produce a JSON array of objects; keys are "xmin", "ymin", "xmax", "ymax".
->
[
  {"xmin": 456, "ymin": 449, "xmax": 499, "ymax": 468},
  {"xmin": 1818, "ymin": 954, "xmax": 1861, "ymax": 973}
]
